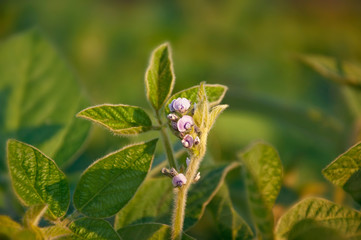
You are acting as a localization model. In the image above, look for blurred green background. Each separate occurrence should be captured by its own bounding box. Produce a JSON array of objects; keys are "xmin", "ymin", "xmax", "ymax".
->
[{"xmin": 1, "ymin": 0, "xmax": 361, "ymax": 238}]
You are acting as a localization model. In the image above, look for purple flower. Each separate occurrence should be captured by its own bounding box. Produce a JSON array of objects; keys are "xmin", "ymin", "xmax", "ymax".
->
[
  {"xmin": 169, "ymin": 98, "xmax": 191, "ymax": 113},
  {"xmin": 177, "ymin": 115, "xmax": 194, "ymax": 132},
  {"xmin": 172, "ymin": 173, "xmax": 187, "ymax": 187},
  {"xmin": 182, "ymin": 134, "xmax": 194, "ymax": 148}
]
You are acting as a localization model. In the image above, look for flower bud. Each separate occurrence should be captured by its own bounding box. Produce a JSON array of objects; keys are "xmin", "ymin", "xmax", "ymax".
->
[
  {"xmin": 186, "ymin": 157, "xmax": 191, "ymax": 167},
  {"xmin": 171, "ymin": 98, "xmax": 191, "ymax": 113},
  {"xmin": 182, "ymin": 134, "xmax": 194, "ymax": 148},
  {"xmin": 171, "ymin": 121, "xmax": 178, "ymax": 131},
  {"xmin": 168, "ymin": 99, "xmax": 176, "ymax": 112},
  {"xmin": 194, "ymin": 136, "xmax": 200, "ymax": 145},
  {"xmin": 194, "ymin": 172, "xmax": 201, "ymax": 182},
  {"xmin": 172, "ymin": 173, "xmax": 187, "ymax": 187},
  {"xmin": 167, "ymin": 113, "xmax": 179, "ymax": 121},
  {"xmin": 177, "ymin": 115, "xmax": 194, "ymax": 132}
]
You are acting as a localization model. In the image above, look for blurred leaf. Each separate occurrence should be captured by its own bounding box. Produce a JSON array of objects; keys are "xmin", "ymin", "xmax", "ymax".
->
[
  {"xmin": 209, "ymin": 185, "xmax": 253, "ymax": 240},
  {"xmin": 7, "ymin": 139, "xmax": 70, "ymax": 219},
  {"xmin": 65, "ymin": 218, "xmax": 121, "ymax": 240},
  {"xmin": 0, "ymin": 29, "xmax": 90, "ymax": 168},
  {"xmin": 208, "ymin": 104, "xmax": 228, "ymax": 130},
  {"xmin": 145, "ymin": 43, "xmax": 175, "ymax": 111},
  {"xmin": 77, "ymin": 104, "xmax": 153, "ymax": 135},
  {"xmin": 275, "ymin": 197, "xmax": 361, "ymax": 240},
  {"xmin": 0, "ymin": 215, "xmax": 21, "ymax": 238},
  {"xmin": 13, "ymin": 229, "xmax": 39, "ymax": 240},
  {"xmin": 322, "ymin": 141, "xmax": 361, "ymax": 204},
  {"xmin": 23, "ymin": 204, "xmax": 47, "ymax": 228},
  {"xmin": 114, "ymin": 163, "xmax": 240, "ymax": 230},
  {"xmin": 117, "ymin": 223, "xmax": 194, "ymax": 240},
  {"xmin": 74, "ymin": 139, "xmax": 158, "ymax": 218},
  {"xmin": 239, "ymin": 142, "xmax": 282, "ymax": 240},
  {"xmin": 41, "ymin": 225, "xmax": 72, "ymax": 239},
  {"xmin": 165, "ymin": 84, "xmax": 228, "ymax": 115},
  {"xmin": 298, "ymin": 54, "xmax": 361, "ymax": 88}
]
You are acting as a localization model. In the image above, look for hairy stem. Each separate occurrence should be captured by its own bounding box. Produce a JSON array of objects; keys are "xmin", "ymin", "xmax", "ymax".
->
[{"xmin": 156, "ymin": 111, "xmax": 177, "ymax": 169}]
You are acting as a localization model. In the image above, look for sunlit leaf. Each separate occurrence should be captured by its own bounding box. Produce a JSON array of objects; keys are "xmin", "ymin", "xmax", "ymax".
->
[
  {"xmin": 193, "ymin": 82, "xmax": 209, "ymax": 129},
  {"xmin": 239, "ymin": 142, "xmax": 282, "ymax": 240},
  {"xmin": 23, "ymin": 204, "xmax": 48, "ymax": 228},
  {"xmin": 275, "ymin": 197, "xmax": 361, "ymax": 240},
  {"xmin": 0, "ymin": 29, "xmax": 90, "ymax": 168},
  {"xmin": 77, "ymin": 104, "xmax": 153, "ymax": 135},
  {"xmin": 0, "ymin": 215, "xmax": 21, "ymax": 238},
  {"xmin": 41, "ymin": 225, "xmax": 72, "ymax": 239},
  {"xmin": 7, "ymin": 139, "xmax": 70, "ymax": 219},
  {"xmin": 145, "ymin": 43, "xmax": 175, "ymax": 111},
  {"xmin": 208, "ymin": 104, "xmax": 228, "ymax": 130},
  {"xmin": 117, "ymin": 223, "xmax": 194, "ymax": 240},
  {"xmin": 74, "ymin": 139, "xmax": 158, "ymax": 218}
]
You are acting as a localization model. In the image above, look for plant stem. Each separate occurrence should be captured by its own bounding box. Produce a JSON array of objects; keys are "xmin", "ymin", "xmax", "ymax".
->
[{"xmin": 155, "ymin": 111, "xmax": 177, "ymax": 169}]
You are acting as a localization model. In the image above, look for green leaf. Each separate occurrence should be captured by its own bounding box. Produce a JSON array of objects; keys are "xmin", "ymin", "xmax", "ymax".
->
[
  {"xmin": 164, "ymin": 84, "xmax": 228, "ymax": 115},
  {"xmin": 322, "ymin": 141, "xmax": 361, "ymax": 204},
  {"xmin": 0, "ymin": 215, "xmax": 21, "ymax": 238},
  {"xmin": 193, "ymin": 82, "xmax": 209, "ymax": 129},
  {"xmin": 41, "ymin": 225, "xmax": 72, "ymax": 239},
  {"xmin": 239, "ymin": 142, "xmax": 283, "ymax": 240},
  {"xmin": 66, "ymin": 218, "xmax": 121, "ymax": 240},
  {"xmin": 77, "ymin": 104, "xmax": 153, "ymax": 135},
  {"xmin": 209, "ymin": 185, "xmax": 253, "ymax": 240},
  {"xmin": 208, "ymin": 104, "xmax": 228, "ymax": 130},
  {"xmin": 114, "ymin": 162, "xmax": 240, "ymax": 230},
  {"xmin": 145, "ymin": 43, "xmax": 175, "ymax": 111},
  {"xmin": 117, "ymin": 223, "xmax": 194, "ymax": 240},
  {"xmin": 7, "ymin": 139, "xmax": 70, "ymax": 219},
  {"xmin": 298, "ymin": 54, "xmax": 361, "ymax": 88},
  {"xmin": 0, "ymin": 29, "xmax": 90, "ymax": 168},
  {"xmin": 23, "ymin": 204, "xmax": 48, "ymax": 228},
  {"xmin": 275, "ymin": 197, "xmax": 361, "ymax": 240},
  {"xmin": 74, "ymin": 139, "xmax": 158, "ymax": 218}
]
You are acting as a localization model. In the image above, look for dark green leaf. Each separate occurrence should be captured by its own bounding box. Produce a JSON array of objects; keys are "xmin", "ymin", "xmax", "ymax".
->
[
  {"xmin": 77, "ymin": 104, "xmax": 153, "ymax": 135},
  {"xmin": 7, "ymin": 139, "xmax": 70, "ymax": 219},
  {"xmin": 145, "ymin": 43, "xmax": 175, "ymax": 111},
  {"xmin": 117, "ymin": 223, "xmax": 194, "ymax": 240},
  {"xmin": 275, "ymin": 197, "xmax": 361, "ymax": 240},
  {"xmin": 239, "ymin": 142, "xmax": 282, "ymax": 240},
  {"xmin": 74, "ymin": 139, "xmax": 158, "ymax": 218}
]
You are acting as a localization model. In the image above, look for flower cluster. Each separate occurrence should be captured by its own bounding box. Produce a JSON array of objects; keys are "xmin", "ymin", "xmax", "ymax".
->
[{"xmin": 167, "ymin": 98, "xmax": 200, "ymax": 149}]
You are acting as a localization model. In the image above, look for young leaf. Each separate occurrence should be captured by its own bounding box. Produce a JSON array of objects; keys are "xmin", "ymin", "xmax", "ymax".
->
[
  {"xmin": 67, "ymin": 218, "xmax": 121, "ymax": 240},
  {"xmin": 114, "ymin": 163, "xmax": 240, "ymax": 230},
  {"xmin": 0, "ymin": 29, "xmax": 90, "ymax": 168},
  {"xmin": 145, "ymin": 43, "xmax": 175, "ymax": 111},
  {"xmin": 239, "ymin": 142, "xmax": 282, "ymax": 240},
  {"xmin": 7, "ymin": 139, "xmax": 70, "ymax": 219},
  {"xmin": 208, "ymin": 104, "xmax": 228, "ymax": 130},
  {"xmin": 74, "ymin": 139, "xmax": 158, "ymax": 218},
  {"xmin": 275, "ymin": 197, "xmax": 361, "ymax": 240},
  {"xmin": 41, "ymin": 225, "xmax": 72, "ymax": 239},
  {"xmin": 209, "ymin": 185, "xmax": 254, "ymax": 240},
  {"xmin": 77, "ymin": 104, "xmax": 153, "ymax": 135},
  {"xmin": 23, "ymin": 204, "xmax": 48, "ymax": 228},
  {"xmin": 117, "ymin": 223, "xmax": 194, "ymax": 240},
  {"xmin": 0, "ymin": 215, "xmax": 22, "ymax": 237},
  {"xmin": 193, "ymin": 82, "xmax": 209, "ymax": 129},
  {"xmin": 322, "ymin": 141, "xmax": 361, "ymax": 204},
  {"xmin": 165, "ymin": 84, "xmax": 228, "ymax": 115}
]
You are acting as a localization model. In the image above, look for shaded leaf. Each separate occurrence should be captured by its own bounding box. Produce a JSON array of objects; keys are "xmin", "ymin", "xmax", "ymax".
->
[
  {"xmin": 209, "ymin": 185, "xmax": 253, "ymax": 240},
  {"xmin": 275, "ymin": 197, "xmax": 361, "ymax": 240},
  {"xmin": 239, "ymin": 142, "xmax": 282, "ymax": 240},
  {"xmin": 117, "ymin": 223, "xmax": 194, "ymax": 240},
  {"xmin": 0, "ymin": 215, "xmax": 21, "ymax": 238},
  {"xmin": 23, "ymin": 204, "xmax": 48, "ymax": 228},
  {"xmin": 7, "ymin": 139, "xmax": 70, "ymax": 219},
  {"xmin": 145, "ymin": 43, "xmax": 175, "ymax": 111},
  {"xmin": 165, "ymin": 84, "xmax": 227, "ymax": 115},
  {"xmin": 77, "ymin": 104, "xmax": 152, "ymax": 135},
  {"xmin": 322, "ymin": 141, "xmax": 361, "ymax": 204},
  {"xmin": 0, "ymin": 29, "xmax": 90, "ymax": 168},
  {"xmin": 74, "ymin": 139, "xmax": 158, "ymax": 218}
]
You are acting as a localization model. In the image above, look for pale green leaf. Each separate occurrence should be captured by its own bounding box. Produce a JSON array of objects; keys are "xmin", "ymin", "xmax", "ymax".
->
[
  {"xmin": 209, "ymin": 185, "xmax": 253, "ymax": 240},
  {"xmin": 0, "ymin": 215, "xmax": 22, "ymax": 238},
  {"xmin": 145, "ymin": 43, "xmax": 175, "ymax": 111},
  {"xmin": 13, "ymin": 229, "xmax": 39, "ymax": 240},
  {"xmin": 23, "ymin": 204, "xmax": 48, "ymax": 228},
  {"xmin": 77, "ymin": 104, "xmax": 152, "ymax": 135},
  {"xmin": 7, "ymin": 139, "xmax": 70, "ymax": 219},
  {"xmin": 193, "ymin": 82, "xmax": 209, "ymax": 129},
  {"xmin": 164, "ymin": 84, "xmax": 228, "ymax": 115},
  {"xmin": 322, "ymin": 141, "xmax": 361, "ymax": 204},
  {"xmin": 114, "ymin": 162, "xmax": 240, "ymax": 230},
  {"xmin": 117, "ymin": 223, "xmax": 194, "ymax": 240},
  {"xmin": 208, "ymin": 104, "xmax": 228, "ymax": 130},
  {"xmin": 66, "ymin": 218, "xmax": 121, "ymax": 240},
  {"xmin": 0, "ymin": 29, "xmax": 90, "ymax": 168},
  {"xmin": 41, "ymin": 225, "xmax": 72, "ymax": 239},
  {"xmin": 275, "ymin": 197, "xmax": 361, "ymax": 240},
  {"xmin": 239, "ymin": 142, "xmax": 282, "ymax": 240},
  {"xmin": 299, "ymin": 54, "xmax": 361, "ymax": 88},
  {"xmin": 74, "ymin": 139, "xmax": 158, "ymax": 218}
]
